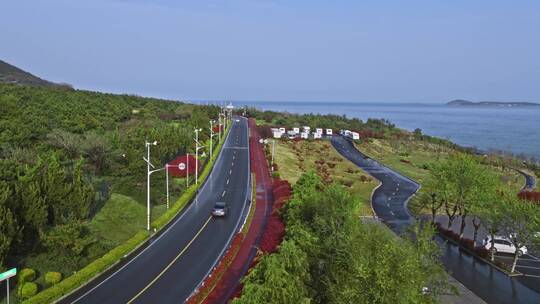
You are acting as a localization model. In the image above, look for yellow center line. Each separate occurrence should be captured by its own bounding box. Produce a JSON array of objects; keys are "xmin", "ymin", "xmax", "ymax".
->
[{"xmin": 127, "ymin": 215, "xmax": 213, "ymax": 304}]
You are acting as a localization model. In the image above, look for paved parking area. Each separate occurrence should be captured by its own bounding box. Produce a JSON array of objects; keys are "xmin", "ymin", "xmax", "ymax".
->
[{"xmin": 435, "ymin": 214, "xmax": 540, "ymax": 291}]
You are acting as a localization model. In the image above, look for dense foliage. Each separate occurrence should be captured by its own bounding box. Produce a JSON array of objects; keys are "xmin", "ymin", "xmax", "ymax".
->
[
  {"xmin": 235, "ymin": 172, "xmax": 447, "ymax": 304},
  {"xmin": 0, "ymin": 84, "xmax": 220, "ymax": 276},
  {"xmin": 416, "ymin": 154, "xmax": 540, "ymax": 272}
]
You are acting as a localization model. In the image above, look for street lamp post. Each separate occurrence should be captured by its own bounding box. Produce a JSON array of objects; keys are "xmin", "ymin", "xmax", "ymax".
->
[
  {"xmin": 144, "ymin": 141, "xmax": 164, "ymax": 231},
  {"xmin": 209, "ymin": 120, "xmax": 216, "ymax": 160},
  {"xmin": 194, "ymin": 128, "xmax": 204, "ymax": 185},
  {"xmin": 186, "ymin": 153, "xmax": 190, "ymax": 188}
]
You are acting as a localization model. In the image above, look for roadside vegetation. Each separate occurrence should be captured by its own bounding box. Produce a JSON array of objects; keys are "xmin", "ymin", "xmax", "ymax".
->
[
  {"xmin": 356, "ymin": 137, "xmax": 525, "ymax": 192},
  {"xmin": 0, "ymin": 83, "xmax": 221, "ymax": 300},
  {"xmin": 413, "ymin": 154, "xmax": 540, "ymax": 273},
  {"xmin": 270, "ymin": 140, "xmax": 377, "ymax": 215},
  {"xmin": 234, "ymin": 172, "xmax": 447, "ymax": 304}
]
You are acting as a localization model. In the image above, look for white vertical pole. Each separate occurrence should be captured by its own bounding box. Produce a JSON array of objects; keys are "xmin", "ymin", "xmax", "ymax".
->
[
  {"xmin": 146, "ymin": 144, "xmax": 151, "ymax": 231},
  {"xmin": 209, "ymin": 120, "xmax": 213, "ymax": 160},
  {"xmin": 165, "ymin": 165, "xmax": 170, "ymax": 209},
  {"xmin": 186, "ymin": 153, "xmax": 189, "ymax": 188},
  {"xmin": 195, "ymin": 129, "xmax": 199, "ymax": 185},
  {"xmin": 272, "ymin": 140, "xmax": 275, "ymax": 170},
  {"xmin": 218, "ymin": 116, "xmax": 222, "ymax": 143}
]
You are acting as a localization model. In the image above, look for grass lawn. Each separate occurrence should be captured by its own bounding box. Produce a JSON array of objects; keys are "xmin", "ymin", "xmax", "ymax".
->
[
  {"xmin": 273, "ymin": 140, "xmax": 377, "ymax": 216},
  {"xmin": 88, "ymin": 193, "xmax": 146, "ymax": 246},
  {"xmin": 356, "ymin": 138, "xmax": 525, "ymax": 193}
]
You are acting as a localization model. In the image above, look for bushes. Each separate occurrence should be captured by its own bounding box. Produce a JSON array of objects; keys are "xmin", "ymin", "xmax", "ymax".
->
[
  {"xmin": 18, "ymin": 268, "xmax": 36, "ymax": 284},
  {"xmin": 518, "ymin": 191, "xmax": 540, "ymax": 203},
  {"xmin": 45, "ymin": 272, "xmax": 63, "ymax": 285},
  {"xmin": 23, "ymin": 230, "xmax": 148, "ymax": 304},
  {"xmin": 20, "ymin": 282, "xmax": 38, "ymax": 299},
  {"xmin": 475, "ymin": 247, "xmax": 490, "ymax": 259},
  {"xmin": 459, "ymin": 238, "xmax": 475, "ymax": 251}
]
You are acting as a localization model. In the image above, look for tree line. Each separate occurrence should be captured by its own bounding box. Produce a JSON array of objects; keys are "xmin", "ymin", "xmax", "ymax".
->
[
  {"xmin": 0, "ymin": 83, "xmax": 220, "ymax": 272},
  {"xmin": 234, "ymin": 172, "xmax": 447, "ymax": 304},
  {"xmin": 416, "ymin": 154, "xmax": 540, "ymax": 273}
]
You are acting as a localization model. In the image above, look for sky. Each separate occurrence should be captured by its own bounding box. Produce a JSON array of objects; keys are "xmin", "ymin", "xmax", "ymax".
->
[{"xmin": 1, "ymin": 0, "xmax": 540, "ymax": 103}]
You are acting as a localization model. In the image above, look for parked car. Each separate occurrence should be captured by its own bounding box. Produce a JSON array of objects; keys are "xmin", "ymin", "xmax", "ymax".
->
[
  {"xmin": 211, "ymin": 201, "xmax": 229, "ymax": 217},
  {"xmin": 482, "ymin": 236, "xmax": 528, "ymax": 255}
]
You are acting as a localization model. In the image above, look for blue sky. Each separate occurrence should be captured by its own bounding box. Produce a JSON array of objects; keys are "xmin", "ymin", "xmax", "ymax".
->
[{"xmin": 1, "ymin": 0, "xmax": 539, "ymax": 102}]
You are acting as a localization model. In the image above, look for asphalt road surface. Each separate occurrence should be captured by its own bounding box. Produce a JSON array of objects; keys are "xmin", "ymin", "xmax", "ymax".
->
[
  {"xmin": 331, "ymin": 135, "xmax": 419, "ymax": 234},
  {"xmin": 66, "ymin": 117, "xmax": 250, "ymax": 304},
  {"xmin": 331, "ymin": 135, "xmax": 540, "ymax": 304}
]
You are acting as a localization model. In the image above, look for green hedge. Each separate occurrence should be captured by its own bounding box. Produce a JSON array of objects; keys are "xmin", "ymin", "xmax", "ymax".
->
[
  {"xmin": 45, "ymin": 272, "xmax": 63, "ymax": 285},
  {"xmin": 20, "ymin": 282, "xmax": 38, "ymax": 299},
  {"xmin": 24, "ymin": 123, "xmax": 232, "ymax": 304},
  {"xmin": 18, "ymin": 268, "xmax": 36, "ymax": 284}
]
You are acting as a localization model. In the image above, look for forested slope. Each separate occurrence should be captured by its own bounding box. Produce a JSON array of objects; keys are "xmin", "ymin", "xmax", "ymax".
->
[{"xmin": 0, "ymin": 83, "xmax": 219, "ymax": 286}]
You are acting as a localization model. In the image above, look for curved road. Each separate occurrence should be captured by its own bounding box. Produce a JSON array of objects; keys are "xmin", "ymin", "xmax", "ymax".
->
[
  {"xmin": 63, "ymin": 117, "xmax": 250, "ymax": 304},
  {"xmin": 331, "ymin": 135, "xmax": 540, "ymax": 304},
  {"xmin": 514, "ymin": 168, "xmax": 537, "ymax": 191}
]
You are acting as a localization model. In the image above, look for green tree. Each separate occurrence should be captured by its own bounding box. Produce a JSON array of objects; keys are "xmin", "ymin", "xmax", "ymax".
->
[
  {"xmin": 499, "ymin": 196, "xmax": 540, "ymax": 272},
  {"xmin": 40, "ymin": 220, "xmax": 95, "ymax": 258},
  {"xmin": 0, "ymin": 182, "xmax": 19, "ymax": 268},
  {"xmin": 235, "ymin": 240, "xmax": 311, "ymax": 304}
]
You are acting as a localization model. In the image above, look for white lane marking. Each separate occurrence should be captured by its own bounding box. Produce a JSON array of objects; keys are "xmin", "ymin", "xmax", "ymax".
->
[
  {"xmin": 231, "ymin": 162, "xmax": 234, "ymax": 167},
  {"xmin": 529, "ymin": 255, "xmax": 540, "ymax": 262},
  {"xmin": 226, "ymin": 179, "xmax": 230, "ymax": 185},
  {"xmin": 229, "ymin": 169, "xmax": 232, "ymax": 175},
  {"xmin": 390, "ymin": 211, "xmax": 395, "ymax": 216},
  {"xmin": 222, "ymin": 190, "xmax": 226, "ymax": 197},
  {"xmin": 516, "ymin": 265, "xmax": 540, "ymax": 270}
]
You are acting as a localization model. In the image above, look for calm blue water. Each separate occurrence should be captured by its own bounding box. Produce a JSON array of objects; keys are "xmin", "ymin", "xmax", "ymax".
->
[{"xmin": 236, "ymin": 101, "xmax": 540, "ymax": 159}]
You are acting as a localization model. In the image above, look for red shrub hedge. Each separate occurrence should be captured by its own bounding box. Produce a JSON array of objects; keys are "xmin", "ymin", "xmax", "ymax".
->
[
  {"xmin": 459, "ymin": 238, "xmax": 475, "ymax": 251},
  {"xmin": 518, "ymin": 191, "xmax": 540, "ymax": 203},
  {"xmin": 474, "ymin": 246, "xmax": 489, "ymax": 259},
  {"xmin": 259, "ymin": 179, "xmax": 292, "ymax": 254},
  {"xmin": 188, "ymin": 233, "xmax": 244, "ymax": 304}
]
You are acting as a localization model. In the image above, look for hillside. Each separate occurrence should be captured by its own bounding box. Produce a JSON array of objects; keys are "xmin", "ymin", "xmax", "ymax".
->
[
  {"xmin": 0, "ymin": 83, "xmax": 221, "ymax": 298},
  {"xmin": 0, "ymin": 59, "xmax": 68, "ymax": 88}
]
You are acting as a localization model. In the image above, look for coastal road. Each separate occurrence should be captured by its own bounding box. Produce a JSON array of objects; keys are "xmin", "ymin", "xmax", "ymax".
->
[
  {"xmin": 63, "ymin": 116, "xmax": 250, "ymax": 304},
  {"xmin": 331, "ymin": 135, "xmax": 540, "ymax": 304},
  {"xmin": 514, "ymin": 168, "xmax": 537, "ymax": 191}
]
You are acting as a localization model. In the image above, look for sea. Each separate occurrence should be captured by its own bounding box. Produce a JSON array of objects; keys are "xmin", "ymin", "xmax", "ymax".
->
[{"xmin": 232, "ymin": 101, "xmax": 540, "ymax": 160}]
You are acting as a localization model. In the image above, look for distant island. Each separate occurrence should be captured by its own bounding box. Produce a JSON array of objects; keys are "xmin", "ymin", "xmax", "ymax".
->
[{"xmin": 447, "ymin": 99, "xmax": 540, "ymax": 107}]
